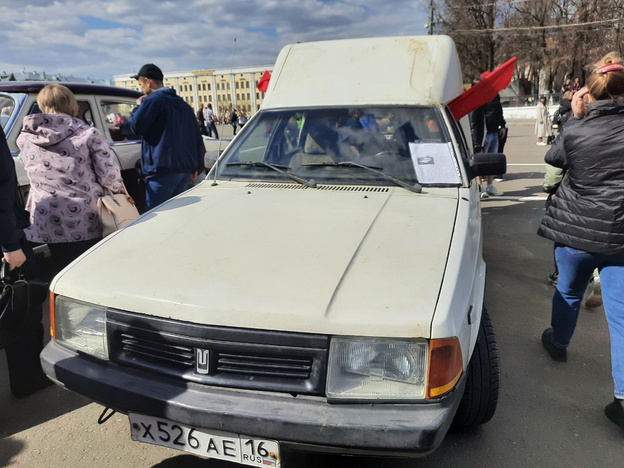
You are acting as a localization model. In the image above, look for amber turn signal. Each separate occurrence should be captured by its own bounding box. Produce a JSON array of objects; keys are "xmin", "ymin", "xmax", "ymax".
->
[
  {"xmin": 50, "ymin": 292, "xmax": 56, "ymax": 339},
  {"xmin": 427, "ymin": 337, "xmax": 463, "ymax": 398}
]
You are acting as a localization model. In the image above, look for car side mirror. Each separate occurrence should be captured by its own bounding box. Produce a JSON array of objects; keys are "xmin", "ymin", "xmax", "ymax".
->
[{"xmin": 465, "ymin": 153, "xmax": 507, "ymax": 180}]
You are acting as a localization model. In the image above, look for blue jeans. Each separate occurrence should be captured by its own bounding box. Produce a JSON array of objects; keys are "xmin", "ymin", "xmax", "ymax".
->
[
  {"xmin": 552, "ymin": 245, "xmax": 624, "ymax": 398},
  {"xmin": 485, "ymin": 132, "xmax": 499, "ymax": 153},
  {"xmin": 145, "ymin": 173, "xmax": 192, "ymax": 210}
]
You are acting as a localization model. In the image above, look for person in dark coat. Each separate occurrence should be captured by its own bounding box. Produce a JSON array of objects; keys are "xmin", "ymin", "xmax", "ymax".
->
[
  {"xmin": 553, "ymin": 91, "xmax": 573, "ymax": 134},
  {"xmin": 537, "ymin": 52, "xmax": 624, "ymax": 430},
  {"xmin": 123, "ymin": 64, "xmax": 205, "ymax": 209},
  {"xmin": 469, "ymin": 78, "xmax": 504, "ymax": 198},
  {"xmin": 229, "ymin": 108, "xmax": 239, "ymax": 135},
  {"xmin": 197, "ymin": 103, "xmax": 207, "ymax": 136},
  {"xmin": 0, "ymin": 127, "xmax": 51, "ymax": 397}
]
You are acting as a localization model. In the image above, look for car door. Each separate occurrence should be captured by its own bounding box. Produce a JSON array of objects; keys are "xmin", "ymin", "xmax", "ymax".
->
[
  {"xmin": 95, "ymin": 97, "xmax": 145, "ymax": 212},
  {"xmin": 96, "ymin": 97, "xmax": 140, "ymax": 172}
]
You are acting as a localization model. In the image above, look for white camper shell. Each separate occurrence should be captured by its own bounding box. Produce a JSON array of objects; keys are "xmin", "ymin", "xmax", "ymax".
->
[
  {"xmin": 262, "ymin": 35, "xmax": 464, "ymax": 108},
  {"xmin": 41, "ymin": 36, "xmax": 504, "ymax": 463}
]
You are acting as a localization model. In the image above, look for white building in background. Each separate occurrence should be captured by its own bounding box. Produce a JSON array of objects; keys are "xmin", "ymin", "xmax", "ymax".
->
[
  {"xmin": 113, "ymin": 64, "xmax": 273, "ymax": 116},
  {"xmin": 0, "ymin": 69, "xmax": 110, "ymax": 84}
]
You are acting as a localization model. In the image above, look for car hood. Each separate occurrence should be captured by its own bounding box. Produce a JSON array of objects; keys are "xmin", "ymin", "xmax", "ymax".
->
[{"xmin": 52, "ymin": 181, "xmax": 459, "ymax": 338}]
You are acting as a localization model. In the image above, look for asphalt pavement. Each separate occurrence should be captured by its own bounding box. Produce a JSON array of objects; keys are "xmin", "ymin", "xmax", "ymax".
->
[{"xmin": 1, "ymin": 122, "xmax": 622, "ymax": 467}]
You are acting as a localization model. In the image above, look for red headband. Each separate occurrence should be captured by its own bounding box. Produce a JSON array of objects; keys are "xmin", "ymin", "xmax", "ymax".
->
[{"xmin": 594, "ymin": 63, "xmax": 624, "ymax": 74}]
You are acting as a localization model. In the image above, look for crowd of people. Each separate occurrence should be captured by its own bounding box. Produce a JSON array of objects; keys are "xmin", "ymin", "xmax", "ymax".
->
[
  {"xmin": 533, "ymin": 77, "xmax": 584, "ymax": 146},
  {"xmin": 561, "ymin": 77, "xmax": 583, "ymax": 94},
  {"xmin": 196, "ymin": 103, "xmax": 247, "ymax": 139}
]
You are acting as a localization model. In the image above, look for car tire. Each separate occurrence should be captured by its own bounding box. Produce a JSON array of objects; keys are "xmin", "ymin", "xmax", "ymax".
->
[{"xmin": 452, "ymin": 307, "xmax": 500, "ymax": 428}]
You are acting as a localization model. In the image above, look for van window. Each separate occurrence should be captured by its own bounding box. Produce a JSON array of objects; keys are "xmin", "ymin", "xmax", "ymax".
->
[{"xmin": 217, "ymin": 106, "xmax": 459, "ymax": 187}]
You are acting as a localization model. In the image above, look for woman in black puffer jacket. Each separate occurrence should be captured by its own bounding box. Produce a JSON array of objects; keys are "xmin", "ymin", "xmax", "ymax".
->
[{"xmin": 537, "ymin": 52, "xmax": 624, "ymax": 430}]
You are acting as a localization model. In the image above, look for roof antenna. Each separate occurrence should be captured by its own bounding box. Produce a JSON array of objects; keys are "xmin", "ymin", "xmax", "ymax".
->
[{"xmin": 211, "ymin": 118, "xmax": 226, "ymax": 186}]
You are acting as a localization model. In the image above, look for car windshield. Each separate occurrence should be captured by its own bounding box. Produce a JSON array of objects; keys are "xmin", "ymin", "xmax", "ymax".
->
[
  {"xmin": 216, "ymin": 106, "xmax": 461, "ymax": 187},
  {"xmin": 0, "ymin": 94, "xmax": 16, "ymax": 130}
]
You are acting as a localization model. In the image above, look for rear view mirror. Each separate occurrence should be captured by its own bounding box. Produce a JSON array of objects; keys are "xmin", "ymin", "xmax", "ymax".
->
[{"xmin": 465, "ymin": 153, "xmax": 507, "ymax": 179}]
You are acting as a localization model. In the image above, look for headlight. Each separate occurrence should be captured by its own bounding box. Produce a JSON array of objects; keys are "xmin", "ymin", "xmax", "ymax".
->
[
  {"xmin": 326, "ymin": 338, "xmax": 429, "ymax": 400},
  {"xmin": 52, "ymin": 295, "xmax": 108, "ymax": 360}
]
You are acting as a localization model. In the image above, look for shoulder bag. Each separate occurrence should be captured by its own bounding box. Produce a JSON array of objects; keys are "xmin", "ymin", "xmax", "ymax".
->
[{"xmin": 97, "ymin": 186, "xmax": 140, "ymax": 237}]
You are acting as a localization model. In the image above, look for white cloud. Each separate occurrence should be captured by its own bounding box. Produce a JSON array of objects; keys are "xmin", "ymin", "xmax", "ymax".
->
[{"xmin": 0, "ymin": 0, "xmax": 428, "ymax": 80}]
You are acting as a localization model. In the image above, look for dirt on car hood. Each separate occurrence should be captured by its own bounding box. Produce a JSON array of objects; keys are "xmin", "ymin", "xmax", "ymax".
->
[{"xmin": 52, "ymin": 181, "xmax": 459, "ymax": 338}]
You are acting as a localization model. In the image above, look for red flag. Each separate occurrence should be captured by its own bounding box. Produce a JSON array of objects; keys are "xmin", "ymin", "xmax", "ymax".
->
[
  {"xmin": 257, "ymin": 70, "xmax": 271, "ymax": 93},
  {"xmin": 448, "ymin": 56, "xmax": 517, "ymax": 121}
]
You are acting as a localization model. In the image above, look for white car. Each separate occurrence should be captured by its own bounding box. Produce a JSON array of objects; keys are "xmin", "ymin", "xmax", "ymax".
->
[
  {"xmin": 41, "ymin": 35, "xmax": 505, "ymax": 464},
  {"xmin": 0, "ymin": 82, "xmax": 145, "ymax": 209},
  {"xmin": 1, "ymin": 81, "xmax": 219, "ymax": 214}
]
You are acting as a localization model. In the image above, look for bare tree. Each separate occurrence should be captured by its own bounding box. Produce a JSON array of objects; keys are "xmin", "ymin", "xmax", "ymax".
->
[{"xmin": 431, "ymin": 0, "xmax": 623, "ymax": 94}]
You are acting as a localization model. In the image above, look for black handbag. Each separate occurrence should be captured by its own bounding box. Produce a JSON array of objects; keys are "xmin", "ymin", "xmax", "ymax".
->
[{"xmin": 0, "ymin": 260, "xmax": 48, "ymax": 349}]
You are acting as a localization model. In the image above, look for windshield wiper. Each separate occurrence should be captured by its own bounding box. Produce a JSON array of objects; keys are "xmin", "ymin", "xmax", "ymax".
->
[
  {"xmin": 226, "ymin": 161, "xmax": 317, "ymax": 188},
  {"xmin": 302, "ymin": 161, "xmax": 422, "ymax": 193}
]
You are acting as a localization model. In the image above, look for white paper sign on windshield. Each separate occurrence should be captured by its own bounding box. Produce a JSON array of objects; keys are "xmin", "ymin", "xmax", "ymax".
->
[{"xmin": 408, "ymin": 142, "xmax": 462, "ymax": 184}]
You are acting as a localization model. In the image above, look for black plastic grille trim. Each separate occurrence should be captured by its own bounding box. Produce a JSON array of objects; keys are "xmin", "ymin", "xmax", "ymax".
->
[
  {"xmin": 107, "ymin": 310, "xmax": 328, "ymax": 396},
  {"xmin": 217, "ymin": 352, "xmax": 313, "ymax": 379}
]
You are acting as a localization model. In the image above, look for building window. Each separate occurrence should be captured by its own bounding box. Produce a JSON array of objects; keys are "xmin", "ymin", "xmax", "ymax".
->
[
  {"xmin": 216, "ymin": 83, "xmax": 220, "ymax": 90},
  {"xmin": 190, "ymin": 85, "xmax": 193, "ymax": 91},
  {"xmin": 236, "ymin": 94, "xmax": 240, "ymax": 100},
  {"xmin": 247, "ymin": 93, "xmax": 250, "ymax": 100},
  {"xmin": 246, "ymin": 82, "xmax": 250, "ymax": 89},
  {"xmin": 209, "ymin": 95, "xmax": 212, "ymax": 102},
  {"xmin": 227, "ymin": 83, "xmax": 230, "ymax": 90},
  {"xmin": 207, "ymin": 84, "xmax": 211, "ymax": 91},
  {"xmin": 256, "ymin": 93, "xmax": 260, "ymax": 99},
  {"xmin": 236, "ymin": 82, "xmax": 239, "ymax": 89}
]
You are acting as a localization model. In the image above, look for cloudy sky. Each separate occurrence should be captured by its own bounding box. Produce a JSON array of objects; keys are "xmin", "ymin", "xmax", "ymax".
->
[{"xmin": 0, "ymin": 0, "xmax": 429, "ymax": 81}]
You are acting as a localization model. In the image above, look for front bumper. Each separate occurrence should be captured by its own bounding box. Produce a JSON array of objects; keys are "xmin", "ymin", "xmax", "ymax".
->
[{"xmin": 41, "ymin": 340, "xmax": 465, "ymax": 457}]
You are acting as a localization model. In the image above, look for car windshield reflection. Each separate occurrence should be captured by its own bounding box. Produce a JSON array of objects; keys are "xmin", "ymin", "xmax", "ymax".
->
[{"xmin": 216, "ymin": 106, "xmax": 458, "ymax": 187}]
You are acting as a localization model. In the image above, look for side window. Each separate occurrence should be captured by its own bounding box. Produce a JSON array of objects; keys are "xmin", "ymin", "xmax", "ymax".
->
[
  {"xmin": 100, "ymin": 100, "xmax": 138, "ymax": 142},
  {"xmin": 28, "ymin": 100, "xmax": 94, "ymax": 126},
  {"xmin": 0, "ymin": 95, "xmax": 16, "ymax": 130}
]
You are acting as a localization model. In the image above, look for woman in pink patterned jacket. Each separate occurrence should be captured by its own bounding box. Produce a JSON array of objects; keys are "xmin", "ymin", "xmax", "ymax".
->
[{"xmin": 17, "ymin": 84, "xmax": 124, "ymax": 272}]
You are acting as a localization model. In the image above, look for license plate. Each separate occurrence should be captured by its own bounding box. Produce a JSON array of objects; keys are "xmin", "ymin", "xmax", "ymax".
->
[{"xmin": 129, "ymin": 413, "xmax": 280, "ymax": 467}]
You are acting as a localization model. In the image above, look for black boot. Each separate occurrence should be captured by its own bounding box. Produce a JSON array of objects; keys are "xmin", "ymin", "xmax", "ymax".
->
[
  {"xmin": 605, "ymin": 398, "xmax": 624, "ymax": 429},
  {"xmin": 542, "ymin": 328, "xmax": 567, "ymax": 362}
]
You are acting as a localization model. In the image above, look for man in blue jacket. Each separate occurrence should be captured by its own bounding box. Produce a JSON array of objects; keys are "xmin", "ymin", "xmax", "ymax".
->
[{"xmin": 125, "ymin": 64, "xmax": 205, "ymax": 209}]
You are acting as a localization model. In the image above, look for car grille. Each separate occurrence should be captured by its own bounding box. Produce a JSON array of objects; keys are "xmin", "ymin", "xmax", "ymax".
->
[{"xmin": 107, "ymin": 310, "xmax": 328, "ymax": 395}]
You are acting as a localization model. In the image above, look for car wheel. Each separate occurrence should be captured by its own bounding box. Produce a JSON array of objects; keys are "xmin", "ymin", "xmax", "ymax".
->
[{"xmin": 452, "ymin": 307, "xmax": 500, "ymax": 428}]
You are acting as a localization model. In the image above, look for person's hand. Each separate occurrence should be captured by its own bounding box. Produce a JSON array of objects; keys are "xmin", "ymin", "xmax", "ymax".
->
[
  {"xmin": 572, "ymin": 87, "xmax": 590, "ymax": 119},
  {"xmin": 3, "ymin": 249, "xmax": 27, "ymax": 270},
  {"xmin": 498, "ymin": 127, "xmax": 507, "ymax": 139},
  {"xmin": 136, "ymin": 95, "xmax": 146, "ymax": 105},
  {"xmin": 190, "ymin": 172, "xmax": 198, "ymax": 183},
  {"xmin": 483, "ymin": 139, "xmax": 489, "ymax": 148}
]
